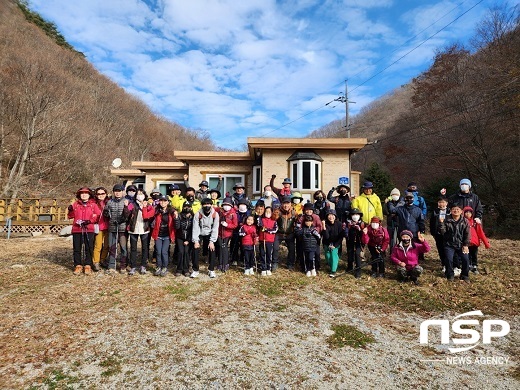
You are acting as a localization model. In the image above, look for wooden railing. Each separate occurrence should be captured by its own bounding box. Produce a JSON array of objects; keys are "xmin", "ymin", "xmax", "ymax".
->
[{"xmin": 0, "ymin": 198, "xmax": 72, "ymax": 222}]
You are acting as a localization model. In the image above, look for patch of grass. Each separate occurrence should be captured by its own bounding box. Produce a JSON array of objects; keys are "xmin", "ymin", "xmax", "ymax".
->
[
  {"xmin": 326, "ymin": 324, "xmax": 376, "ymax": 349},
  {"xmin": 99, "ymin": 356, "xmax": 123, "ymax": 377},
  {"xmin": 256, "ymin": 278, "xmax": 285, "ymax": 297},
  {"xmin": 165, "ymin": 283, "xmax": 195, "ymax": 301},
  {"xmin": 42, "ymin": 369, "xmax": 79, "ymax": 390}
]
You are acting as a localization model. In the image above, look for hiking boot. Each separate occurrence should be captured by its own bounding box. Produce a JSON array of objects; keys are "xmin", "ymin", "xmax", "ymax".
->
[
  {"xmin": 261, "ymin": 270, "xmax": 267, "ymax": 276},
  {"xmin": 190, "ymin": 271, "xmax": 199, "ymax": 278},
  {"xmin": 411, "ymin": 277, "xmax": 419, "ymax": 285},
  {"xmin": 209, "ymin": 270, "xmax": 216, "ymax": 278},
  {"xmin": 306, "ymin": 271, "xmax": 311, "ymax": 277},
  {"xmin": 84, "ymin": 265, "xmax": 92, "ymax": 275},
  {"xmin": 92, "ymin": 263, "xmax": 101, "ymax": 272},
  {"xmin": 128, "ymin": 267, "xmax": 136, "ymax": 276},
  {"xmin": 139, "ymin": 266, "xmax": 147, "ymax": 275},
  {"xmin": 73, "ymin": 265, "xmax": 83, "ymax": 275},
  {"xmin": 154, "ymin": 268, "xmax": 162, "ymax": 276},
  {"xmin": 311, "ymin": 269, "xmax": 317, "ymax": 277},
  {"xmin": 160, "ymin": 268, "xmax": 168, "ymax": 277}
]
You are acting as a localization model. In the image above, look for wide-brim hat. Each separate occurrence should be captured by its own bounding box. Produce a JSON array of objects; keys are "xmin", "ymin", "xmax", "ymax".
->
[
  {"xmin": 209, "ymin": 188, "xmax": 221, "ymax": 198},
  {"xmin": 362, "ymin": 181, "xmax": 374, "ymax": 189},
  {"xmin": 337, "ymin": 184, "xmax": 350, "ymax": 191},
  {"xmin": 282, "ymin": 178, "xmax": 292, "ymax": 184},
  {"xmin": 349, "ymin": 208, "xmax": 363, "ymax": 217},
  {"xmin": 233, "ymin": 183, "xmax": 245, "ymax": 190},
  {"xmin": 221, "ymin": 197, "xmax": 233, "ymax": 207},
  {"xmin": 199, "ymin": 180, "xmax": 209, "ymax": 188}
]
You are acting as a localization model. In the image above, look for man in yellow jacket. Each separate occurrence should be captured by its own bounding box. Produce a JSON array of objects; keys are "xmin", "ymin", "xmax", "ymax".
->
[{"xmin": 351, "ymin": 181, "xmax": 383, "ymax": 224}]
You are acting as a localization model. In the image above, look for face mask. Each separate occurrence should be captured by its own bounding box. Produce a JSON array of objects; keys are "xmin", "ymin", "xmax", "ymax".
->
[
  {"xmin": 264, "ymin": 211, "xmax": 272, "ymax": 218},
  {"xmin": 182, "ymin": 208, "xmax": 192, "ymax": 214},
  {"xmin": 151, "ymin": 193, "xmax": 160, "ymax": 200},
  {"xmin": 339, "ymin": 190, "xmax": 347, "ymax": 195},
  {"xmin": 351, "ymin": 214, "xmax": 360, "ymax": 222},
  {"xmin": 136, "ymin": 194, "xmax": 145, "ymax": 201},
  {"xmin": 402, "ymin": 239, "xmax": 411, "ymax": 246},
  {"xmin": 293, "ymin": 199, "xmax": 301, "ymax": 204},
  {"xmin": 187, "ymin": 195, "xmax": 195, "ymax": 202},
  {"xmin": 406, "ymin": 198, "xmax": 414, "ymax": 205},
  {"xmin": 223, "ymin": 205, "xmax": 232, "ymax": 212},
  {"xmin": 391, "ymin": 195, "xmax": 399, "ymax": 201},
  {"xmin": 371, "ymin": 223, "xmax": 379, "ymax": 229},
  {"xmin": 264, "ymin": 191, "xmax": 271, "ymax": 197},
  {"xmin": 315, "ymin": 196, "xmax": 323, "ymax": 201},
  {"xmin": 238, "ymin": 205, "xmax": 247, "ymax": 213},
  {"xmin": 127, "ymin": 191, "xmax": 136, "ymax": 197},
  {"xmin": 460, "ymin": 184, "xmax": 470, "ymax": 192},
  {"xmin": 202, "ymin": 206, "xmax": 212, "ymax": 213}
]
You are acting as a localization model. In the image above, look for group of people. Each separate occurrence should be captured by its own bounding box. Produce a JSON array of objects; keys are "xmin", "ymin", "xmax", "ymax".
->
[{"xmin": 67, "ymin": 174, "xmax": 490, "ymax": 284}]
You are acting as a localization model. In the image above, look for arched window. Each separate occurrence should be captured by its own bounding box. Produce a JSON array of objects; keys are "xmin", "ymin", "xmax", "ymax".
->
[{"xmin": 287, "ymin": 151, "xmax": 322, "ymax": 191}]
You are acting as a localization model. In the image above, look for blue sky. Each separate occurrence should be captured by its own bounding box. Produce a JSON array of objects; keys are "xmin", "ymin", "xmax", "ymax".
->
[{"xmin": 30, "ymin": 0, "xmax": 513, "ymax": 150}]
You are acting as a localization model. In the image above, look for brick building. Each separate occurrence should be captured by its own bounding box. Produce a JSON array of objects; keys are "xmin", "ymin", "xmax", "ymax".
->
[{"xmin": 113, "ymin": 137, "xmax": 367, "ymax": 201}]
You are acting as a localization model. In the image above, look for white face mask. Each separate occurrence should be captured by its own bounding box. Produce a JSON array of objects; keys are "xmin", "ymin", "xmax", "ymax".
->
[
  {"xmin": 351, "ymin": 214, "xmax": 360, "ymax": 222},
  {"xmin": 292, "ymin": 199, "xmax": 301, "ymax": 204},
  {"xmin": 264, "ymin": 191, "xmax": 272, "ymax": 197},
  {"xmin": 136, "ymin": 194, "xmax": 145, "ymax": 201},
  {"xmin": 223, "ymin": 205, "xmax": 232, "ymax": 212},
  {"xmin": 371, "ymin": 223, "xmax": 379, "ymax": 229},
  {"xmin": 460, "ymin": 184, "xmax": 470, "ymax": 192},
  {"xmin": 264, "ymin": 211, "xmax": 272, "ymax": 218},
  {"xmin": 391, "ymin": 195, "xmax": 399, "ymax": 201},
  {"xmin": 238, "ymin": 205, "xmax": 247, "ymax": 213},
  {"xmin": 127, "ymin": 191, "xmax": 136, "ymax": 197}
]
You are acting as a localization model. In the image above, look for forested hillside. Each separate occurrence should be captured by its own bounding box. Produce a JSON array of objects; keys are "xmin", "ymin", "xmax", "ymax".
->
[
  {"xmin": 310, "ymin": 4, "xmax": 519, "ymax": 225},
  {"xmin": 0, "ymin": 0, "xmax": 215, "ymax": 199}
]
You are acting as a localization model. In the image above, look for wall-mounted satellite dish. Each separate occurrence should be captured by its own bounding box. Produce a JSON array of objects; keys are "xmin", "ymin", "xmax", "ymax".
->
[{"xmin": 112, "ymin": 158, "xmax": 122, "ymax": 168}]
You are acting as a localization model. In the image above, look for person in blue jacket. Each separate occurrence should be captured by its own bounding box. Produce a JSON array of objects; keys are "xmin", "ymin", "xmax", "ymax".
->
[{"xmin": 405, "ymin": 182, "xmax": 427, "ymax": 217}]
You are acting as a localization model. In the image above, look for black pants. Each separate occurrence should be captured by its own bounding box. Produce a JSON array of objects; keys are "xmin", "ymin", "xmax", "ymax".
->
[
  {"xmin": 129, "ymin": 233, "xmax": 149, "ymax": 268},
  {"xmin": 368, "ymin": 246, "xmax": 385, "ymax": 274},
  {"xmin": 259, "ymin": 241, "xmax": 274, "ymax": 271},
  {"xmin": 72, "ymin": 232, "xmax": 94, "ymax": 267},
  {"xmin": 304, "ymin": 248, "xmax": 320, "ymax": 272},
  {"xmin": 217, "ymin": 237, "xmax": 231, "ymax": 271},
  {"xmin": 433, "ymin": 234, "xmax": 446, "ymax": 267},
  {"xmin": 347, "ymin": 241, "xmax": 362, "ymax": 277},
  {"xmin": 469, "ymin": 246, "xmax": 479, "ymax": 267},
  {"xmin": 230, "ymin": 233, "xmax": 243, "ymax": 264},
  {"xmin": 176, "ymin": 238, "xmax": 193, "ymax": 274},
  {"xmin": 193, "ymin": 235, "xmax": 216, "ymax": 271},
  {"xmin": 243, "ymin": 246, "xmax": 255, "ymax": 269}
]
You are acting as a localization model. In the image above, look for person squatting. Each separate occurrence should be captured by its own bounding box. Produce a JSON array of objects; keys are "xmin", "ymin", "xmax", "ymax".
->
[{"xmin": 68, "ymin": 177, "xmax": 489, "ymax": 285}]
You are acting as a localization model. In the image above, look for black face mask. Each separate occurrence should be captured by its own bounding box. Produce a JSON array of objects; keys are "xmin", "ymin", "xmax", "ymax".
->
[
  {"xmin": 187, "ymin": 195, "xmax": 195, "ymax": 202},
  {"xmin": 406, "ymin": 199, "xmax": 414, "ymax": 205},
  {"xmin": 402, "ymin": 239, "xmax": 411, "ymax": 246},
  {"xmin": 182, "ymin": 208, "xmax": 192, "ymax": 214},
  {"xmin": 315, "ymin": 197, "xmax": 323, "ymax": 201},
  {"xmin": 151, "ymin": 194, "xmax": 160, "ymax": 200},
  {"xmin": 340, "ymin": 190, "xmax": 347, "ymax": 195},
  {"xmin": 202, "ymin": 206, "xmax": 212, "ymax": 214}
]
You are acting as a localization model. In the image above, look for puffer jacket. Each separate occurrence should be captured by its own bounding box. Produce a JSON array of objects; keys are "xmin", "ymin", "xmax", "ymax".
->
[
  {"xmin": 123, "ymin": 201, "xmax": 155, "ymax": 233},
  {"xmin": 295, "ymin": 225, "xmax": 320, "ymax": 251},
  {"xmin": 219, "ymin": 208, "xmax": 238, "ymax": 239},
  {"xmin": 449, "ymin": 191, "xmax": 483, "ymax": 220},
  {"xmin": 322, "ymin": 220, "xmax": 344, "ymax": 248},
  {"xmin": 68, "ymin": 200, "xmax": 101, "ymax": 234},
  {"xmin": 326, "ymin": 191, "xmax": 351, "ymax": 222},
  {"xmin": 390, "ymin": 240, "xmax": 431, "ymax": 270},
  {"xmin": 239, "ymin": 224, "xmax": 258, "ymax": 246},
  {"xmin": 103, "ymin": 197, "xmax": 127, "ymax": 233},
  {"xmin": 258, "ymin": 217, "xmax": 278, "ymax": 243},
  {"xmin": 388, "ymin": 204, "xmax": 425, "ymax": 237},
  {"xmin": 151, "ymin": 207, "xmax": 176, "ymax": 240},
  {"xmin": 362, "ymin": 226, "xmax": 390, "ymax": 251},
  {"xmin": 439, "ymin": 216, "xmax": 470, "ymax": 249},
  {"xmin": 95, "ymin": 198, "xmax": 109, "ymax": 231},
  {"xmin": 175, "ymin": 212, "xmax": 194, "ymax": 242}
]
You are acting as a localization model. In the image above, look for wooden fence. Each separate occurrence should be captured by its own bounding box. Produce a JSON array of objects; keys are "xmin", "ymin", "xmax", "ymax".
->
[{"xmin": 0, "ymin": 198, "xmax": 72, "ymax": 235}]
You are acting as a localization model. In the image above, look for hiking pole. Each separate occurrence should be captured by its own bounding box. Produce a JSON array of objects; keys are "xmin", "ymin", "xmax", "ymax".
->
[{"xmin": 334, "ymin": 255, "xmax": 385, "ymax": 279}]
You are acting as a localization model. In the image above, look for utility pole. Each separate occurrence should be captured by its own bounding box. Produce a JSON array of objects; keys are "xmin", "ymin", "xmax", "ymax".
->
[{"xmin": 333, "ymin": 80, "xmax": 355, "ymax": 138}]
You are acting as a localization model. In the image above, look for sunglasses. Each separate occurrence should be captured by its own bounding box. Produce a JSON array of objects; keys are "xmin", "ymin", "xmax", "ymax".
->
[{"xmin": 96, "ymin": 192, "xmax": 106, "ymax": 195}]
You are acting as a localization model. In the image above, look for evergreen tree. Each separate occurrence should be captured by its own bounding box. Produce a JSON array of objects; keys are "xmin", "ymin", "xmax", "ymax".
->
[{"xmin": 363, "ymin": 162, "xmax": 394, "ymax": 199}]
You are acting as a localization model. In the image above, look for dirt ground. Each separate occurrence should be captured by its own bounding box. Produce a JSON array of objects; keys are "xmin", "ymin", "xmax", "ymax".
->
[{"xmin": 0, "ymin": 234, "xmax": 518, "ymax": 389}]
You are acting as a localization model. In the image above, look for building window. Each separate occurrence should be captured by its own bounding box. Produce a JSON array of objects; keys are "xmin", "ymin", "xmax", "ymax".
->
[
  {"xmin": 287, "ymin": 150, "xmax": 323, "ymax": 191},
  {"xmin": 252, "ymin": 165, "xmax": 261, "ymax": 195},
  {"xmin": 207, "ymin": 174, "xmax": 245, "ymax": 198}
]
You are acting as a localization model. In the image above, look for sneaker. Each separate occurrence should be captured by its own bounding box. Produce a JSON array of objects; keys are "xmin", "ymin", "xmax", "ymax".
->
[
  {"xmin": 311, "ymin": 269, "xmax": 317, "ymax": 277},
  {"xmin": 184, "ymin": 272, "xmax": 191, "ymax": 277},
  {"xmin": 105, "ymin": 268, "xmax": 117, "ymax": 276},
  {"xmin": 360, "ymin": 251, "xmax": 365, "ymax": 260},
  {"xmin": 231, "ymin": 261, "xmax": 238, "ymax": 266},
  {"xmin": 266, "ymin": 270, "xmax": 272, "ymax": 276},
  {"xmin": 471, "ymin": 265, "xmax": 478, "ymax": 274},
  {"xmin": 92, "ymin": 263, "xmax": 100, "ymax": 272},
  {"xmin": 175, "ymin": 272, "xmax": 182, "ymax": 277},
  {"xmin": 379, "ymin": 273, "xmax": 385, "ymax": 278},
  {"xmin": 329, "ymin": 273, "xmax": 336, "ymax": 278},
  {"xmin": 119, "ymin": 268, "xmax": 126, "ymax": 274},
  {"xmin": 249, "ymin": 268, "xmax": 255, "ymax": 275},
  {"xmin": 190, "ymin": 271, "xmax": 199, "ymax": 278},
  {"xmin": 441, "ymin": 266, "xmax": 446, "ymax": 273},
  {"xmin": 154, "ymin": 268, "xmax": 162, "ymax": 276},
  {"xmin": 371, "ymin": 273, "xmax": 378, "ymax": 278},
  {"xmin": 84, "ymin": 265, "xmax": 92, "ymax": 275},
  {"xmin": 160, "ymin": 268, "xmax": 168, "ymax": 277},
  {"xmin": 128, "ymin": 267, "xmax": 136, "ymax": 276},
  {"xmin": 209, "ymin": 270, "xmax": 216, "ymax": 278},
  {"xmin": 306, "ymin": 271, "xmax": 311, "ymax": 277},
  {"xmin": 140, "ymin": 266, "xmax": 147, "ymax": 275},
  {"xmin": 73, "ymin": 265, "xmax": 83, "ymax": 275},
  {"xmin": 261, "ymin": 270, "xmax": 267, "ymax": 276},
  {"xmin": 454, "ymin": 267, "xmax": 461, "ymax": 277}
]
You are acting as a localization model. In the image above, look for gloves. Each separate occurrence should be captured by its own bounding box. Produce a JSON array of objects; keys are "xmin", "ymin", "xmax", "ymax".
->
[
  {"xmin": 331, "ymin": 187, "xmax": 336, "ymax": 191},
  {"xmin": 75, "ymin": 219, "xmax": 84, "ymax": 226},
  {"xmin": 311, "ymin": 229, "xmax": 320, "ymax": 238},
  {"xmin": 221, "ymin": 221, "xmax": 228, "ymax": 227},
  {"xmin": 81, "ymin": 220, "xmax": 90, "ymax": 227},
  {"xmin": 68, "ymin": 205, "xmax": 74, "ymax": 212},
  {"xmin": 271, "ymin": 174, "xmax": 276, "ymax": 178}
]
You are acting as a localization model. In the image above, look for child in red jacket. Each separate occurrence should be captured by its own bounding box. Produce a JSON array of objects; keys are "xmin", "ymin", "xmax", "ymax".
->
[
  {"xmin": 258, "ymin": 206, "xmax": 278, "ymax": 276},
  {"xmin": 362, "ymin": 216, "xmax": 390, "ymax": 278},
  {"xmin": 218, "ymin": 197, "xmax": 238, "ymax": 272},
  {"xmin": 390, "ymin": 230, "xmax": 430, "ymax": 285},
  {"xmin": 463, "ymin": 206, "xmax": 490, "ymax": 274},
  {"xmin": 239, "ymin": 215, "xmax": 258, "ymax": 275}
]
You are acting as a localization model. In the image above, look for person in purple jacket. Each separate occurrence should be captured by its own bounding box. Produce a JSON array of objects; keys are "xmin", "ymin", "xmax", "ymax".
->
[{"xmin": 390, "ymin": 230, "xmax": 430, "ymax": 285}]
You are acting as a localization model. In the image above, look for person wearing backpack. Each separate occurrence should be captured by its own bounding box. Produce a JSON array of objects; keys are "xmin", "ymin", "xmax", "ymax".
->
[
  {"xmin": 191, "ymin": 198, "xmax": 219, "ymax": 278},
  {"xmin": 405, "ymin": 182, "xmax": 427, "ymax": 217},
  {"xmin": 361, "ymin": 217, "xmax": 390, "ymax": 278}
]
